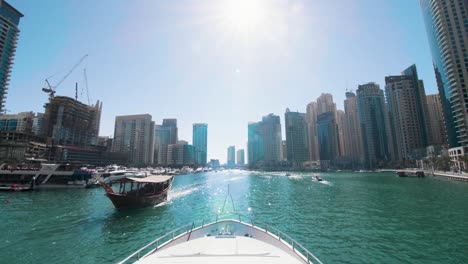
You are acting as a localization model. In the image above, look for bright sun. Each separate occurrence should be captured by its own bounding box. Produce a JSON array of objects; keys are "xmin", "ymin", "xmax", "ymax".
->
[{"xmin": 224, "ymin": 0, "xmax": 266, "ymax": 32}]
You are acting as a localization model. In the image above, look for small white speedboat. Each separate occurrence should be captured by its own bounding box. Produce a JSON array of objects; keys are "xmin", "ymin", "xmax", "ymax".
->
[{"xmin": 313, "ymin": 174, "xmax": 323, "ymax": 182}]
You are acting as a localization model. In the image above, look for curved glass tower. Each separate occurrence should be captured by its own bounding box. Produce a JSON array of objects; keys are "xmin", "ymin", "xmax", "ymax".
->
[
  {"xmin": 0, "ymin": 2, "xmax": 23, "ymax": 113},
  {"xmin": 420, "ymin": 0, "xmax": 468, "ymax": 147}
]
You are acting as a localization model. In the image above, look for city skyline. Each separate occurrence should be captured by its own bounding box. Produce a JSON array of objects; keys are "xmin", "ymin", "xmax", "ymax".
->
[{"xmin": 5, "ymin": 0, "xmax": 440, "ymax": 163}]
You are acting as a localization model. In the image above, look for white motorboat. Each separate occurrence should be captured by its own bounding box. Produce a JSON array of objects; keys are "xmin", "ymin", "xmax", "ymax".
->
[
  {"xmin": 312, "ymin": 174, "xmax": 323, "ymax": 182},
  {"xmin": 117, "ymin": 213, "xmax": 323, "ymax": 264},
  {"xmin": 180, "ymin": 166, "xmax": 193, "ymax": 174},
  {"xmin": 0, "ymin": 163, "xmax": 94, "ymax": 191},
  {"xmin": 101, "ymin": 170, "xmax": 136, "ymax": 183}
]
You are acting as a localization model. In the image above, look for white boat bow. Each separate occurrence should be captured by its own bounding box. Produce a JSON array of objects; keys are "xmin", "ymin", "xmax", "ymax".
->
[{"xmin": 118, "ymin": 213, "xmax": 323, "ymax": 264}]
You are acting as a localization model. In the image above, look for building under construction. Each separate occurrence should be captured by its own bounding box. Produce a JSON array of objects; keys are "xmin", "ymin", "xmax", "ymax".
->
[{"xmin": 43, "ymin": 96, "xmax": 102, "ymax": 147}]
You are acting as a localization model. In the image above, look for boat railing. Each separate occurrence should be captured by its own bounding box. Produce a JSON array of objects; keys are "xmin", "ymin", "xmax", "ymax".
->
[
  {"xmin": 118, "ymin": 212, "xmax": 322, "ymax": 264},
  {"xmin": 253, "ymin": 220, "xmax": 323, "ymax": 264},
  {"xmin": 118, "ymin": 222, "xmax": 195, "ymax": 264}
]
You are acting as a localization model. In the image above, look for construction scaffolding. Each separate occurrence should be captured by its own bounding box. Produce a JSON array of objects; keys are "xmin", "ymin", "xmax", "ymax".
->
[{"xmin": 43, "ymin": 96, "xmax": 102, "ymax": 147}]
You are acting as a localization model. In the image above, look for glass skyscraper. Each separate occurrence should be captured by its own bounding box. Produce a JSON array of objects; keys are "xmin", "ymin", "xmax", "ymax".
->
[
  {"xmin": 260, "ymin": 114, "xmax": 282, "ymax": 162},
  {"xmin": 420, "ymin": 0, "xmax": 468, "ymax": 147},
  {"xmin": 236, "ymin": 149, "xmax": 245, "ymax": 165},
  {"xmin": 247, "ymin": 114, "xmax": 282, "ymax": 167},
  {"xmin": 227, "ymin": 146, "xmax": 235, "ymax": 167},
  {"xmin": 162, "ymin": 119, "xmax": 178, "ymax": 145},
  {"xmin": 316, "ymin": 111, "xmax": 339, "ymax": 163},
  {"xmin": 192, "ymin": 123, "xmax": 208, "ymax": 165},
  {"xmin": 154, "ymin": 125, "xmax": 171, "ymax": 165},
  {"xmin": 0, "ymin": 2, "xmax": 22, "ymax": 113},
  {"xmin": 248, "ymin": 122, "xmax": 264, "ymax": 166},
  {"xmin": 285, "ymin": 108, "xmax": 310, "ymax": 164},
  {"xmin": 357, "ymin": 83, "xmax": 391, "ymax": 169}
]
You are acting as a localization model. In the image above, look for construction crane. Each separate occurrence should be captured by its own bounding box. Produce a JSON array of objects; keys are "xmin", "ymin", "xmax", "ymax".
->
[
  {"xmin": 42, "ymin": 54, "xmax": 88, "ymax": 101},
  {"xmin": 83, "ymin": 68, "xmax": 90, "ymax": 105}
]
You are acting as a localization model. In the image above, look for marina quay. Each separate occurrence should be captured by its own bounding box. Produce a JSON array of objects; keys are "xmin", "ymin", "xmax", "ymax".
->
[{"xmin": 1, "ymin": 0, "xmax": 468, "ymax": 263}]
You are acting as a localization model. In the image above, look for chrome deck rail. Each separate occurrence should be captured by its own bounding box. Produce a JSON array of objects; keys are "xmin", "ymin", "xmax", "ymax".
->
[
  {"xmin": 118, "ymin": 212, "xmax": 323, "ymax": 264},
  {"xmin": 256, "ymin": 221, "xmax": 324, "ymax": 264}
]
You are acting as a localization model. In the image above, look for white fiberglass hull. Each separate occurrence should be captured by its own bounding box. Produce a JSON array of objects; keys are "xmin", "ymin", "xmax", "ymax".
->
[{"xmin": 120, "ymin": 218, "xmax": 322, "ymax": 264}]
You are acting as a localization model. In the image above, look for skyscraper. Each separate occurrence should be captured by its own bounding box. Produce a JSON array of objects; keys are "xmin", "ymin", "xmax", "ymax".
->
[
  {"xmin": 162, "ymin": 119, "xmax": 178, "ymax": 144},
  {"xmin": 236, "ymin": 149, "xmax": 245, "ymax": 165},
  {"xmin": 154, "ymin": 124, "xmax": 170, "ymax": 165},
  {"xmin": 247, "ymin": 114, "xmax": 282, "ymax": 167},
  {"xmin": 260, "ymin": 114, "xmax": 282, "ymax": 162},
  {"xmin": 357, "ymin": 83, "xmax": 391, "ymax": 168},
  {"xmin": 343, "ymin": 92, "xmax": 363, "ymax": 164},
  {"xmin": 420, "ymin": 0, "xmax": 468, "ymax": 147},
  {"xmin": 337, "ymin": 110, "xmax": 346, "ymax": 157},
  {"xmin": 227, "ymin": 146, "xmax": 235, "ymax": 167},
  {"xmin": 32, "ymin": 113, "xmax": 44, "ymax": 136},
  {"xmin": 0, "ymin": 2, "xmax": 22, "ymax": 113},
  {"xmin": 426, "ymin": 94, "xmax": 447, "ymax": 145},
  {"xmin": 385, "ymin": 65, "xmax": 429, "ymax": 161},
  {"xmin": 248, "ymin": 122, "xmax": 264, "ymax": 166},
  {"xmin": 306, "ymin": 102, "xmax": 320, "ymax": 161},
  {"xmin": 316, "ymin": 111, "xmax": 340, "ymax": 164},
  {"xmin": 112, "ymin": 114, "xmax": 155, "ymax": 165},
  {"xmin": 285, "ymin": 108, "xmax": 310, "ymax": 164},
  {"xmin": 167, "ymin": 141, "xmax": 195, "ymax": 166},
  {"xmin": 317, "ymin": 93, "xmax": 337, "ymax": 116},
  {"xmin": 316, "ymin": 93, "xmax": 344, "ymax": 156},
  {"xmin": 192, "ymin": 123, "xmax": 208, "ymax": 165}
]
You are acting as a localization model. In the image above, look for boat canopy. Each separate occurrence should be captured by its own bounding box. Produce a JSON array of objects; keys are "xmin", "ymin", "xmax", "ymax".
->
[{"xmin": 125, "ymin": 176, "xmax": 173, "ymax": 183}]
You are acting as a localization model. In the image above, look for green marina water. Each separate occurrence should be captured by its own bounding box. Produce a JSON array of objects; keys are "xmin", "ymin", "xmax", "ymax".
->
[{"xmin": 1, "ymin": 171, "xmax": 468, "ymax": 263}]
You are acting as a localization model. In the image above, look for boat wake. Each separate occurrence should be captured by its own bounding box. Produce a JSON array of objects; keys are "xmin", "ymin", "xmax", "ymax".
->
[
  {"xmin": 288, "ymin": 175, "xmax": 303, "ymax": 179},
  {"xmin": 317, "ymin": 180, "xmax": 332, "ymax": 185},
  {"xmin": 228, "ymin": 176, "xmax": 245, "ymax": 182},
  {"xmin": 155, "ymin": 186, "xmax": 199, "ymax": 207}
]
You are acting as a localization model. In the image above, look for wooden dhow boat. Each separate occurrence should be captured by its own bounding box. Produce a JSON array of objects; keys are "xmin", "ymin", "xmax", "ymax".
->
[{"xmin": 100, "ymin": 175, "xmax": 174, "ymax": 209}]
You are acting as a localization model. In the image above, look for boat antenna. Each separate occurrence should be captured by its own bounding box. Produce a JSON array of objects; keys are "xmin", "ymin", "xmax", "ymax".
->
[{"xmin": 221, "ymin": 184, "xmax": 236, "ymax": 213}]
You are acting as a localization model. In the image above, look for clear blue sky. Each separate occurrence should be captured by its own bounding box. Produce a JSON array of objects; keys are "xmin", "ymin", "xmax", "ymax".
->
[{"xmin": 7, "ymin": 0, "xmax": 436, "ymax": 163}]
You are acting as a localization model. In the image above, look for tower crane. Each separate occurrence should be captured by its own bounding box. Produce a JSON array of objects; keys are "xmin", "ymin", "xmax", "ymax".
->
[{"xmin": 42, "ymin": 54, "xmax": 88, "ymax": 101}]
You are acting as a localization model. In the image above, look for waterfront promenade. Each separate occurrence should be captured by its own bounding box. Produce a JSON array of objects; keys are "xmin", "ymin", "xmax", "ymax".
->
[
  {"xmin": 426, "ymin": 170, "xmax": 468, "ymax": 182},
  {"xmin": 382, "ymin": 169, "xmax": 468, "ymax": 182}
]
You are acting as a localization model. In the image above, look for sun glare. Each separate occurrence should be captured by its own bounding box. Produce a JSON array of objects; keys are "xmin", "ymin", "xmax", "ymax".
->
[{"xmin": 224, "ymin": 0, "xmax": 266, "ymax": 31}]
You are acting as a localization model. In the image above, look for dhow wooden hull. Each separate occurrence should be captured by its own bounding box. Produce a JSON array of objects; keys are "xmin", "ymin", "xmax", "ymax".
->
[{"xmin": 105, "ymin": 191, "xmax": 168, "ymax": 209}]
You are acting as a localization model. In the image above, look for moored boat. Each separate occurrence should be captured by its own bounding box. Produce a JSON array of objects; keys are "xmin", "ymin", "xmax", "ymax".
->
[
  {"xmin": 396, "ymin": 171, "xmax": 425, "ymax": 177},
  {"xmin": 0, "ymin": 163, "xmax": 93, "ymax": 191},
  {"xmin": 101, "ymin": 175, "xmax": 174, "ymax": 209},
  {"xmin": 117, "ymin": 213, "xmax": 323, "ymax": 264}
]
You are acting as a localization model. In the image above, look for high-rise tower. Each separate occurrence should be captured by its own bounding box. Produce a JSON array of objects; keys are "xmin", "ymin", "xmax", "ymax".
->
[
  {"xmin": 357, "ymin": 83, "xmax": 391, "ymax": 168},
  {"xmin": 426, "ymin": 94, "xmax": 447, "ymax": 145},
  {"xmin": 343, "ymin": 91, "xmax": 363, "ymax": 165},
  {"xmin": 193, "ymin": 123, "xmax": 208, "ymax": 165},
  {"xmin": 306, "ymin": 102, "xmax": 320, "ymax": 161},
  {"xmin": 247, "ymin": 114, "xmax": 282, "ymax": 167},
  {"xmin": 285, "ymin": 108, "xmax": 310, "ymax": 164},
  {"xmin": 385, "ymin": 65, "xmax": 429, "ymax": 161},
  {"xmin": 227, "ymin": 146, "xmax": 235, "ymax": 167},
  {"xmin": 420, "ymin": 0, "xmax": 468, "ymax": 147},
  {"xmin": 162, "ymin": 119, "xmax": 178, "ymax": 145},
  {"xmin": 112, "ymin": 114, "xmax": 155, "ymax": 165},
  {"xmin": 0, "ymin": 1, "xmax": 22, "ymax": 113}
]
